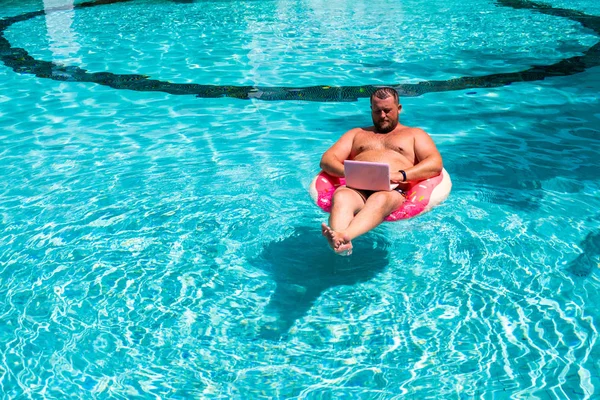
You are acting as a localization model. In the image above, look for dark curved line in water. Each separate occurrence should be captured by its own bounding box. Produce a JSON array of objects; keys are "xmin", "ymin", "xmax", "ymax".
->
[{"xmin": 0, "ymin": 0, "xmax": 598, "ymax": 101}]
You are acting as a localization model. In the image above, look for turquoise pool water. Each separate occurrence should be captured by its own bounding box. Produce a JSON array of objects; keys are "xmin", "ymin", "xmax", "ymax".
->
[{"xmin": 0, "ymin": 0, "xmax": 599, "ymax": 398}]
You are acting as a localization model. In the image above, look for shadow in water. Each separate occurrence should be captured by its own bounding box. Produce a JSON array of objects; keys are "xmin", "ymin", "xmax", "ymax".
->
[
  {"xmin": 252, "ymin": 226, "xmax": 390, "ymax": 340},
  {"xmin": 567, "ymin": 231, "xmax": 600, "ymax": 277}
]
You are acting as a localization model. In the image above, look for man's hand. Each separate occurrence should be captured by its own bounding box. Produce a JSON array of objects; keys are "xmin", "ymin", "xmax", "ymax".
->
[{"xmin": 390, "ymin": 171, "xmax": 407, "ymax": 184}]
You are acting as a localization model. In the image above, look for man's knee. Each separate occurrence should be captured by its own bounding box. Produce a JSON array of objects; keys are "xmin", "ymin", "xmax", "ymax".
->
[
  {"xmin": 367, "ymin": 191, "xmax": 400, "ymax": 210},
  {"xmin": 332, "ymin": 188, "xmax": 364, "ymax": 207},
  {"xmin": 368, "ymin": 191, "xmax": 393, "ymax": 203}
]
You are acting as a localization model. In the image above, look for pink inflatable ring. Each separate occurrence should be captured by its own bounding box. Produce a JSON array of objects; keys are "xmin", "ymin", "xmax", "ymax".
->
[{"xmin": 309, "ymin": 168, "xmax": 452, "ymax": 221}]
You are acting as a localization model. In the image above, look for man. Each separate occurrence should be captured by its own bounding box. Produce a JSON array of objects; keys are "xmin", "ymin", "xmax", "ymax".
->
[{"xmin": 320, "ymin": 87, "xmax": 443, "ymax": 255}]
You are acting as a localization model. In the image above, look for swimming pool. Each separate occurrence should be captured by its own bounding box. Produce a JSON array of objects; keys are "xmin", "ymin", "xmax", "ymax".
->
[{"xmin": 0, "ymin": 0, "xmax": 599, "ymax": 397}]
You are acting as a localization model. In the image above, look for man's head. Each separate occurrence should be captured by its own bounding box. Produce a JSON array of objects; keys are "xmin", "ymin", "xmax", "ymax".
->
[{"xmin": 370, "ymin": 87, "xmax": 401, "ymax": 133}]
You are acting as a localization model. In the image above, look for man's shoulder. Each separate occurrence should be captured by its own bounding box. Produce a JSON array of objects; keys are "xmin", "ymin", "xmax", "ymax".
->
[
  {"xmin": 344, "ymin": 126, "xmax": 374, "ymax": 136},
  {"xmin": 395, "ymin": 125, "xmax": 428, "ymax": 137},
  {"xmin": 353, "ymin": 126, "xmax": 375, "ymax": 133}
]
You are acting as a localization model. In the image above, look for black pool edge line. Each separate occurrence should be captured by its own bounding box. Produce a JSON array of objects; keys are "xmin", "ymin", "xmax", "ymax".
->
[{"xmin": 0, "ymin": 0, "xmax": 598, "ymax": 102}]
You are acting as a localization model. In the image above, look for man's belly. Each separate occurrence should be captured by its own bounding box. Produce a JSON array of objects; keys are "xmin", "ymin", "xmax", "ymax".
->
[{"xmin": 352, "ymin": 150, "xmax": 413, "ymax": 171}]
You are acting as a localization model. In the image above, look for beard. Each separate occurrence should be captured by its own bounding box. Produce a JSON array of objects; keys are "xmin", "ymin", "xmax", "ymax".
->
[{"xmin": 374, "ymin": 119, "xmax": 395, "ymax": 133}]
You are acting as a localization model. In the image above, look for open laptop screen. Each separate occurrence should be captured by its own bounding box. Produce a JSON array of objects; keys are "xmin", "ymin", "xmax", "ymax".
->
[{"xmin": 344, "ymin": 160, "xmax": 397, "ymax": 191}]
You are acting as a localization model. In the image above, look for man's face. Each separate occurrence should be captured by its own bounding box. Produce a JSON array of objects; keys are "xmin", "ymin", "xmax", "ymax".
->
[{"xmin": 371, "ymin": 96, "xmax": 401, "ymax": 133}]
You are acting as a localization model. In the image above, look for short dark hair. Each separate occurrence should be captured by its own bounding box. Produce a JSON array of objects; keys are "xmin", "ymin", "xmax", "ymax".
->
[{"xmin": 370, "ymin": 87, "xmax": 399, "ymax": 104}]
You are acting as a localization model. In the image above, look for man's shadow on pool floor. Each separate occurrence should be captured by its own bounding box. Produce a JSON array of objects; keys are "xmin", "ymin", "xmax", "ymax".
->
[{"xmin": 251, "ymin": 226, "xmax": 391, "ymax": 340}]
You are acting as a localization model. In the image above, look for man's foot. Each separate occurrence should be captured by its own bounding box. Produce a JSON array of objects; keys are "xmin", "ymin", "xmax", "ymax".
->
[
  {"xmin": 321, "ymin": 223, "xmax": 336, "ymax": 249},
  {"xmin": 321, "ymin": 223, "xmax": 353, "ymax": 256},
  {"xmin": 331, "ymin": 230, "xmax": 353, "ymax": 256}
]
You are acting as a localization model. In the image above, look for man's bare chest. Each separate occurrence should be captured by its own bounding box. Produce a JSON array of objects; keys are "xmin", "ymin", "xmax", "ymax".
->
[{"xmin": 353, "ymin": 133, "xmax": 412, "ymax": 155}]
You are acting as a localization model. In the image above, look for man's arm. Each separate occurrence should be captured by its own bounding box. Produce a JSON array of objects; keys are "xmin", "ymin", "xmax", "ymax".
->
[
  {"xmin": 319, "ymin": 129, "xmax": 357, "ymax": 177},
  {"xmin": 391, "ymin": 129, "xmax": 443, "ymax": 183}
]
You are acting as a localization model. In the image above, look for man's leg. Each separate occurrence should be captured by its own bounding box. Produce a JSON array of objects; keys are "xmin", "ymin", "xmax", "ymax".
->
[
  {"xmin": 329, "ymin": 190, "xmax": 405, "ymax": 250},
  {"xmin": 329, "ymin": 187, "xmax": 365, "ymax": 230},
  {"xmin": 322, "ymin": 187, "xmax": 365, "ymax": 254}
]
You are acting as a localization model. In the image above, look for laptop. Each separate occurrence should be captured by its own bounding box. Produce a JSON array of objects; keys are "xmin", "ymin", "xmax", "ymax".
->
[{"xmin": 344, "ymin": 160, "xmax": 398, "ymax": 191}]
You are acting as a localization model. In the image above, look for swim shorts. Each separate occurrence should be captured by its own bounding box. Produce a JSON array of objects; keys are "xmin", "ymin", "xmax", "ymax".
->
[{"xmin": 348, "ymin": 186, "xmax": 408, "ymax": 202}]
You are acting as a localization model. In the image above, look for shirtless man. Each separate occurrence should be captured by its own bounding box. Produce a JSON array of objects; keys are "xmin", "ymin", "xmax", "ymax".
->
[{"xmin": 320, "ymin": 87, "xmax": 443, "ymax": 255}]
